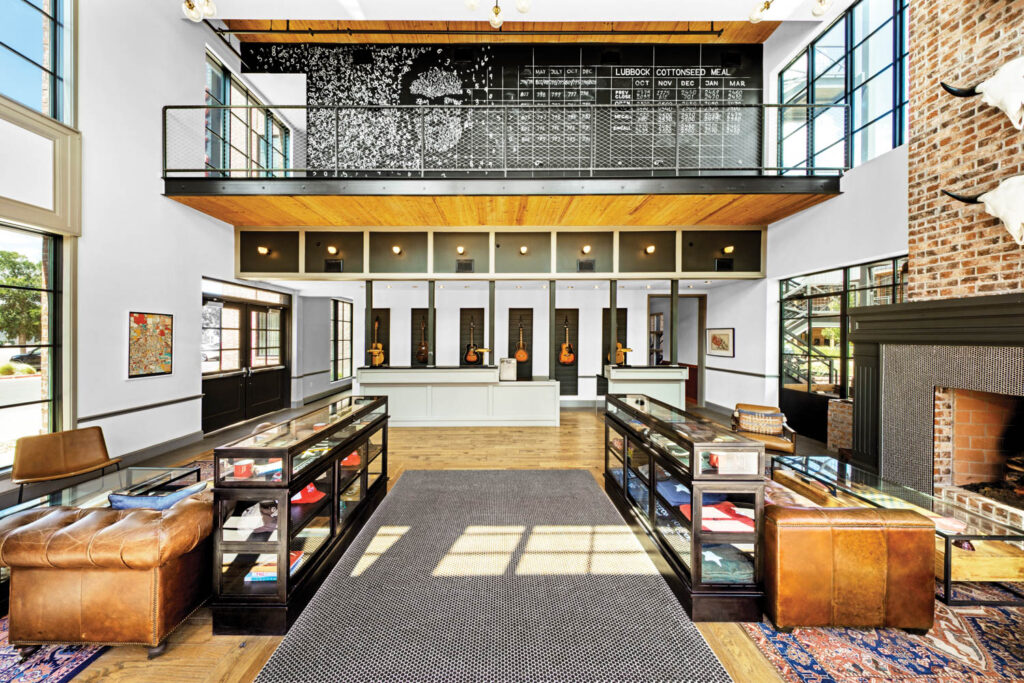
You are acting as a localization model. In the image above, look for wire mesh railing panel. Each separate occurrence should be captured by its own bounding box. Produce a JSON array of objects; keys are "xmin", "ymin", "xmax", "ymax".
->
[{"xmin": 163, "ymin": 104, "xmax": 849, "ymax": 178}]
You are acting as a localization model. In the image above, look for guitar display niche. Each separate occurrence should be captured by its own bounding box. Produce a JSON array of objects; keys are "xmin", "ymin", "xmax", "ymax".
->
[
  {"xmin": 558, "ymin": 318, "xmax": 576, "ymax": 366},
  {"xmin": 367, "ymin": 316, "xmax": 385, "ymax": 367},
  {"xmin": 514, "ymin": 317, "xmax": 529, "ymax": 363},
  {"xmin": 607, "ymin": 342, "xmax": 633, "ymax": 365},
  {"xmin": 415, "ymin": 317, "xmax": 429, "ymax": 364},
  {"xmin": 464, "ymin": 319, "xmax": 482, "ymax": 366}
]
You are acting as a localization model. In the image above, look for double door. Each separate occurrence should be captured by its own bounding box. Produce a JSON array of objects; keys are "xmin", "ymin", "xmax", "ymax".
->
[{"xmin": 202, "ymin": 301, "xmax": 289, "ymax": 433}]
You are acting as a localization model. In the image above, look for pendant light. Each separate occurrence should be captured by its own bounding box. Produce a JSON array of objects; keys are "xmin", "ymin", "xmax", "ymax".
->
[
  {"xmin": 182, "ymin": 0, "xmax": 216, "ymax": 22},
  {"xmin": 748, "ymin": 0, "xmax": 773, "ymax": 23},
  {"xmin": 515, "ymin": 0, "xmax": 531, "ymax": 12},
  {"xmin": 811, "ymin": 0, "xmax": 832, "ymax": 17},
  {"xmin": 489, "ymin": 2, "xmax": 504, "ymax": 29}
]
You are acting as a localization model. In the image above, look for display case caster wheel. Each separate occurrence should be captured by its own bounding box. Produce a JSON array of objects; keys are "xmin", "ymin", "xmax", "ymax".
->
[
  {"xmin": 147, "ymin": 642, "xmax": 168, "ymax": 659},
  {"xmin": 17, "ymin": 645, "xmax": 41, "ymax": 663}
]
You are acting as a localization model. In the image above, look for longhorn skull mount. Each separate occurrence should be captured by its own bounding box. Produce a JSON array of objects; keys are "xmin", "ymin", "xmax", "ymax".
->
[
  {"xmin": 942, "ymin": 176, "xmax": 1024, "ymax": 246},
  {"xmin": 940, "ymin": 56, "xmax": 1024, "ymax": 131}
]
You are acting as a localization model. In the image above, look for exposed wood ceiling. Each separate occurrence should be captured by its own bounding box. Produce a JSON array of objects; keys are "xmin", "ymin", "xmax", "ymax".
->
[
  {"xmin": 222, "ymin": 20, "xmax": 781, "ymax": 45},
  {"xmin": 167, "ymin": 192, "xmax": 835, "ymax": 228}
]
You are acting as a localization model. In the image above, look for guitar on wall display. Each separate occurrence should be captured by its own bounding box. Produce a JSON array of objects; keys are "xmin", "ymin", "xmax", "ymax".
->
[
  {"xmin": 514, "ymin": 317, "xmax": 529, "ymax": 363},
  {"xmin": 415, "ymin": 317, "xmax": 429, "ymax": 364},
  {"xmin": 367, "ymin": 316, "xmax": 385, "ymax": 367},
  {"xmin": 558, "ymin": 318, "xmax": 575, "ymax": 366},
  {"xmin": 607, "ymin": 342, "xmax": 633, "ymax": 365},
  {"xmin": 464, "ymin": 319, "xmax": 480, "ymax": 365}
]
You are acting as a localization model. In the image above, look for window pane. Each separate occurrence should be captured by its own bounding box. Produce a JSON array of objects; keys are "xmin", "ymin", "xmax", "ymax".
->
[
  {"xmin": 812, "ymin": 20, "xmax": 846, "ymax": 79},
  {"xmin": 852, "ymin": 0, "xmax": 894, "ymax": 44},
  {"xmin": 813, "ymin": 107, "xmax": 846, "ymax": 154},
  {"xmin": 852, "ymin": 66, "xmax": 895, "ymax": 129},
  {"xmin": 849, "ymin": 286, "xmax": 894, "ymax": 307},
  {"xmin": 783, "ymin": 319, "xmax": 809, "ymax": 354},
  {"xmin": 782, "ymin": 354, "xmax": 809, "ymax": 390},
  {"xmin": 0, "ymin": 402, "xmax": 49, "ymax": 468},
  {"xmin": 848, "ymin": 259, "xmax": 895, "ymax": 288},
  {"xmin": 812, "ymin": 60, "xmax": 846, "ymax": 105},
  {"xmin": 781, "ymin": 125, "xmax": 807, "ymax": 170},
  {"xmin": 1, "ymin": 0, "xmax": 47, "ymax": 65},
  {"xmin": 0, "ymin": 47, "xmax": 46, "ymax": 116},
  {"xmin": 781, "ymin": 107, "xmax": 809, "ymax": 139},
  {"xmin": 852, "ymin": 111, "xmax": 893, "ymax": 165},
  {"xmin": 851, "ymin": 21, "xmax": 894, "ymax": 88},
  {"xmin": 221, "ymin": 350, "xmax": 240, "ymax": 371},
  {"xmin": 781, "ymin": 54, "xmax": 808, "ymax": 104},
  {"xmin": 813, "ymin": 138, "xmax": 845, "ymax": 171},
  {"xmin": 782, "ymin": 269, "xmax": 844, "ymax": 297},
  {"xmin": 809, "ymin": 295, "xmax": 841, "ymax": 317}
]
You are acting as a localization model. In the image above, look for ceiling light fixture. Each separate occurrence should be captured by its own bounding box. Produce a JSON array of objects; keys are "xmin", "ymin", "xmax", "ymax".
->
[
  {"xmin": 326, "ymin": 245, "xmax": 338, "ymax": 255},
  {"xmin": 490, "ymin": 1, "xmax": 504, "ymax": 29},
  {"xmin": 519, "ymin": 245, "xmax": 528, "ymax": 255},
  {"xmin": 515, "ymin": 0, "xmax": 530, "ymax": 13},
  {"xmin": 645, "ymin": 245, "xmax": 656, "ymax": 254},
  {"xmin": 811, "ymin": 0, "xmax": 832, "ymax": 17},
  {"xmin": 256, "ymin": 245, "xmax": 270, "ymax": 256},
  {"xmin": 456, "ymin": 245, "xmax": 466, "ymax": 255},
  {"xmin": 723, "ymin": 245, "xmax": 735, "ymax": 254},
  {"xmin": 182, "ymin": 0, "xmax": 215, "ymax": 22},
  {"xmin": 581, "ymin": 244, "xmax": 592, "ymax": 254},
  {"xmin": 465, "ymin": 0, "xmax": 479, "ymax": 8},
  {"xmin": 392, "ymin": 245, "xmax": 402, "ymax": 255},
  {"xmin": 749, "ymin": 0, "xmax": 773, "ymax": 23}
]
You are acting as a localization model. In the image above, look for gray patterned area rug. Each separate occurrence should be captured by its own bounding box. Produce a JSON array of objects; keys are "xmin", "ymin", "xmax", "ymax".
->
[{"xmin": 256, "ymin": 469, "xmax": 732, "ymax": 683}]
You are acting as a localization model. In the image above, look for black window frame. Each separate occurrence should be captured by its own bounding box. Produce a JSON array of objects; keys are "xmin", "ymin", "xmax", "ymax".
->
[
  {"xmin": 0, "ymin": 223, "xmax": 63, "ymax": 474},
  {"xmin": 777, "ymin": 0, "xmax": 908, "ymax": 174},
  {"xmin": 779, "ymin": 255, "xmax": 907, "ymax": 400},
  {"xmin": 331, "ymin": 299, "xmax": 353, "ymax": 382}
]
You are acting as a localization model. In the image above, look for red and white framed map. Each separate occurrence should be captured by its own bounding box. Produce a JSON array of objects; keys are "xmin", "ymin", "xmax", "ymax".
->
[{"xmin": 128, "ymin": 312, "xmax": 173, "ymax": 378}]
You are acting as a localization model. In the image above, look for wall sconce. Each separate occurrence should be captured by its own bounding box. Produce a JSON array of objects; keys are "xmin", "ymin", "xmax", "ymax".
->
[
  {"xmin": 581, "ymin": 244, "xmax": 592, "ymax": 254},
  {"xmin": 645, "ymin": 245, "xmax": 656, "ymax": 254},
  {"xmin": 519, "ymin": 245, "xmax": 529, "ymax": 255},
  {"xmin": 392, "ymin": 245, "xmax": 402, "ymax": 255},
  {"xmin": 256, "ymin": 246, "xmax": 270, "ymax": 256},
  {"xmin": 723, "ymin": 245, "xmax": 735, "ymax": 254},
  {"xmin": 326, "ymin": 245, "xmax": 338, "ymax": 255},
  {"xmin": 456, "ymin": 245, "xmax": 466, "ymax": 255}
]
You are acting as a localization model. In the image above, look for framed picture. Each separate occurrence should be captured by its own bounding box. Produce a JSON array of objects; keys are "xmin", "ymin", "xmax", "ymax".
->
[
  {"xmin": 128, "ymin": 312, "xmax": 173, "ymax": 378},
  {"xmin": 706, "ymin": 327, "xmax": 735, "ymax": 358}
]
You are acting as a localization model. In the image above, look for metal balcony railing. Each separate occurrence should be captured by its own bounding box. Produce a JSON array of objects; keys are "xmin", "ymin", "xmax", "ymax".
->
[{"xmin": 162, "ymin": 103, "xmax": 850, "ymax": 179}]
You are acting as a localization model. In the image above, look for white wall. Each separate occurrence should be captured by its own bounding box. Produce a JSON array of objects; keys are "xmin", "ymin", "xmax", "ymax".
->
[
  {"xmin": 74, "ymin": 2, "xmax": 298, "ymax": 457},
  {"xmin": 647, "ymin": 296, "xmax": 700, "ymax": 365},
  {"xmin": 703, "ymin": 280, "xmax": 776, "ymax": 409}
]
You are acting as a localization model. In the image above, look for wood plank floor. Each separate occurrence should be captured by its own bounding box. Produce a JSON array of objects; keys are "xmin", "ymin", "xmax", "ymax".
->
[{"xmin": 76, "ymin": 408, "xmax": 778, "ymax": 682}]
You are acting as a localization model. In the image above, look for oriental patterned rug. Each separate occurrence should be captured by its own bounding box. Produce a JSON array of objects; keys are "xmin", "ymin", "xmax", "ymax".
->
[
  {"xmin": 744, "ymin": 582, "xmax": 1024, "ymax": 682},
  {"xmin": 0, "ymin": 617, "xmax": 105, "ymax": 683}
]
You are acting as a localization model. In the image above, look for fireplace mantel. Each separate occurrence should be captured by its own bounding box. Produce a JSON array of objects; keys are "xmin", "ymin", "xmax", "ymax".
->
[{"xmin": 846, "ymin": 293, "xmax": 1024, "ymax": 483}]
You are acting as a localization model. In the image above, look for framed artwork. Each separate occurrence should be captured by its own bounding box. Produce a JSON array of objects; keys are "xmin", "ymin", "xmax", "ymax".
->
[
  {"xmin": 706, "ymin": 328, "xmax": 735, "ymax": 358},
  {"xmin": 129, "ymin": 312, "xmax": 173, "ymax": 378}
]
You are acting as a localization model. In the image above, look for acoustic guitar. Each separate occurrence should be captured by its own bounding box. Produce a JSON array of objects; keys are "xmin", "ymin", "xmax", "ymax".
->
[
  {"xmin": 367, "ymin": 317, "xmax": 385, "ymax": 367},
  {"xmin": 514, "ymin": 317, "xmax": 529, "ymax": 363},
  {"xmin": 415, "ymin": 317, "xmax": 429, "ymax": 364},
  {"xmin": 464, "ymin": 320, "xmax": 480, "ymax": 365},
  {"xmin": 558, "ymin": 319, "xmax": 575, "ymax": 366},
  {"xmin": 607, "ymin": 342, "xmax": 633, "ymax": 365}
]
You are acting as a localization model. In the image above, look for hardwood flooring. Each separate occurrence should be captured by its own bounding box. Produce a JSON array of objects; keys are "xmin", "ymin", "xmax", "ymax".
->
[{"xmin": 76, "ymin": 408, "xmax": 778, "ymax": 682}]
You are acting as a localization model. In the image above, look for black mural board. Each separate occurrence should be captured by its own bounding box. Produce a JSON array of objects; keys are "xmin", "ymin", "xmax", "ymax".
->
[
  {"xmin": 410, "ymin": 308, "xmax": 435, "ymax": 367},
  {"xmin": 554, "ymin": 309, "xmax": 579, "ymax": 396},
  {"xmin": 602, "ymin": 306, "xmax": 629, "ymax": 367},
  {"xmin": 459, "ymin": 308, "xmax": 485, "ymax": 366},
  {"xmin": 507, "ymin": 309, "xmax": 534, "ymax": 381},
  {"xmin": 369, "ymin": 309, "xmax": 390, "ymax": 367},
  {"xmin": 241, "ymin": 43, "xmax": 763, "ymax": 177}
]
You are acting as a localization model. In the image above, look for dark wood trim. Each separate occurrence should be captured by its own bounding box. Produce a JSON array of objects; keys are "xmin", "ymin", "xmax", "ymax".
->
[
  {"xmin": 165, "ymin": 175, "xmax": 841, "ymax": 198},
  {"xmin": 705, "ymin": 366, "xmax": 777, "ymax": 379},
  {"xmin": 849, "ymin": 293, "xmax": 1024, "ymax": 346},
  {"xmin": 78, "ymin": 394, "xmax": 204, "ymax": 423}
]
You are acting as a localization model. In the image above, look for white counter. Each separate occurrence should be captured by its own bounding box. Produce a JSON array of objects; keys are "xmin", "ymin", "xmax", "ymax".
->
[
  {"xmin": 604, "ymin": 366, "xmax": 689, "ymax": 410},
  {"xmin": 355, "ymin": 367, "xmax": 560, "ymax": 427}
]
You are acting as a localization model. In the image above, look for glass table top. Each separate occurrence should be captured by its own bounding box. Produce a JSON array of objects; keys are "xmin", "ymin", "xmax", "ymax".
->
[
  {"xmin": 0, "ymin": 466, "xmax": 201, "ymax": 518},
  {"xmin": 612, "ymin": 394, "xmax": 748, "ymax": 444},
  {"xmin": 773, "ymin": 455, "xmax": 1024, "ymax": 538},
  {"xmin": 225, "ymin": 396, "xmax": 377, "ymax": 451}
]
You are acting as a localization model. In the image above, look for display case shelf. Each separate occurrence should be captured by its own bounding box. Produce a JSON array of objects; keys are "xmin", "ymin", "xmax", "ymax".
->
[
  {"xmin": 604, "ymin": 393, "xmax": 765, "ymax": 622},
  {"xmin": 212, "ymin": 395, "xmax": 388, "ymax": 635}
]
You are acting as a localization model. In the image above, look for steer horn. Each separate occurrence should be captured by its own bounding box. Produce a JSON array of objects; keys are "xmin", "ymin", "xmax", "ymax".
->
[
  {"xmin": 940, "ymin": 82, "xmax": 980, "ymax": 98},
  {"xmin": 941, "ymin": 189, "xmax": 983, "ymax": 204}
]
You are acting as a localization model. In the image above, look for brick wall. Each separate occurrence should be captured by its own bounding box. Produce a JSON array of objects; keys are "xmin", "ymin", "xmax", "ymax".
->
[
  {"xmin": 933, "ymin": 388, "xmax": 953, "ymax": 487},
  {"xmin": 952, "ymin": 388, "xmax": 1022, "ymax": 485},
  {"xmin": 907, "ymin": 0, "xmax": 1024, "ymax": 301},
  {"xmin": 826, "ymin": 398, "xmax": 853, "ymax": 452}
]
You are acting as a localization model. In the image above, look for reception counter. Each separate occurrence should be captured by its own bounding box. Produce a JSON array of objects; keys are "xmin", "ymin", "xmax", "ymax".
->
[
  {"xmin": 604, "ymin": 366, "xmax": 688, "ymax": 410},
  {"xmin": 355, "ymin": 367, "xmax": 560, "ymax": 427}
]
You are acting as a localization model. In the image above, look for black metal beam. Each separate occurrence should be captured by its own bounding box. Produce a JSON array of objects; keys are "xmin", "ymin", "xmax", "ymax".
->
[
  {"xmin": 214, "ymin": 26, "xmax": 724, "ymax": 39},
  {"xmin": 164, "ymin": 175, "xmax": 841, "ymax": 198}
]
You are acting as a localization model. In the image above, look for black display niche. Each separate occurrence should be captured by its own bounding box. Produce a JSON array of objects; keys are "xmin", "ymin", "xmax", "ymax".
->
[{"xmin": 241, "ymin": 43, "xmax": 763, "ymax": 177}]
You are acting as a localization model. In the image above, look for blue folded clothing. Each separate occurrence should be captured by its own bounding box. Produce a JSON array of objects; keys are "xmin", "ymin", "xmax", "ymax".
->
[{"xmin": 656, "ymin": 479, "xmax": 692, "ymax": 506}]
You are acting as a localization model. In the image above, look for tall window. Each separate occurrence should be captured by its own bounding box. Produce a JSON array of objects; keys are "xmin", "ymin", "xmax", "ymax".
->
[
  {"xmin": 778, "ymin": 0, "xmax": 908, "ymax": 173},
  {"xmin": 331, "ymin": 300, "xmax": 353, "ymax": 381},
  {"xmin": 0, "ymin": 224, "xmax": 61, "ymax": 469},
  {"xmin": 1, "ymin": 0, "xmax": 72, "ymax": 123},
  {"xmin": 780, "ymin": 256, "xmax": 906, "ymax": 400},
  {"xmin": 205, "ymin": 54, "xmax": 289, "ymax": 177},
  {"xmin": 201, "ymin": 278, "xmax": 288, "ymax": 376}
]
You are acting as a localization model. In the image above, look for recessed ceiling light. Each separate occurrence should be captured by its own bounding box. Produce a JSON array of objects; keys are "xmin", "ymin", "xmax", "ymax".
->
[
  {"xmin": 326, "ymin": 245, "xmax": 338, "ymax": 255},
  {"xmin": 645, "ymin": 245, "xmax": 656, "ymax": 254}
]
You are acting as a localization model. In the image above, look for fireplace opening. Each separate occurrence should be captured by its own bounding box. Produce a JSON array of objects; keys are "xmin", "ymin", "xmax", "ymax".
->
[{"xmin": 950, "ymin": 389, "xmax": 1024, "ymax": 511}]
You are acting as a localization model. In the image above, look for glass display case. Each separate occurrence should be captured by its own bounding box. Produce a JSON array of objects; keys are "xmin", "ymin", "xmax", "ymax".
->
[
  {"xmin": 212, "ymin": 395, "xmax": 388, "ymax": 634},
  {"xmin": 605, "ymin": 394, "xmax": 765, "ymax": 622}
]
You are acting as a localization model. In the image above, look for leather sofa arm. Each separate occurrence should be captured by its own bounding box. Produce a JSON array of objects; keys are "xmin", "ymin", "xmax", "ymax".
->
[{"xmin": 0, "ymin": 493, "xmax": 213, "ymax": 570}]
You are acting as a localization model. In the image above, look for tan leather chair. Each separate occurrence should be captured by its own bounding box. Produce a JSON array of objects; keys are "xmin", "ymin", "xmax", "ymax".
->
[
  {"xmin": 0, "ymin": 492, "xmax": 212, "ymax": 657},
  {"xmin": 731, "ymin": 403, "xmax": 797, "ymax": 454},
  {"xmin": 764, "ymin": 505, "xmax": 935, "ymax": 632},
  {"xmin": 12, "ymin": 427, "xmax": 122, "ymax": 502}
]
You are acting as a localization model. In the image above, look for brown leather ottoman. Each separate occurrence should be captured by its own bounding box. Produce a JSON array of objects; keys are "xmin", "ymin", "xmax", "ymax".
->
[{"xmin": 764, "ymin": 505, "xmax": 935, "ymax": 632}]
